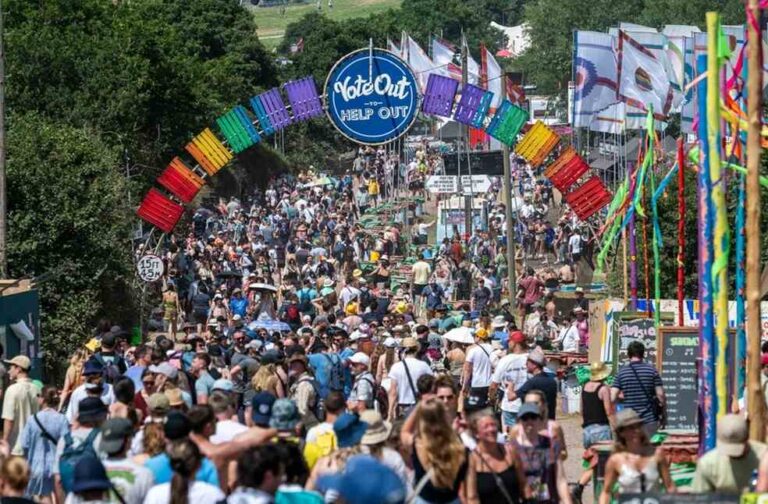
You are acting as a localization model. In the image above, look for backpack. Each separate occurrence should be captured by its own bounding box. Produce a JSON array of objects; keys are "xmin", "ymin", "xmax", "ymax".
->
[
  {"xmin": 286, "ymin": 303, "xmax": 300, "ymax": 322},
  {"xmin": 298, "ymin": 288, "xmax": 313, "ymax": 313},
  {"xmin": 59, "ymin": 429, "xmax": 100, "ymax": 493},
  {"xmin": 297, "ymin": 377, "xmax": 326, "ymax": 427},
  {"xmin": 361, "ymin": 377, "xmax": 389, "ymax": 415},
  {"xmin": 322, "ymin": 354, "xmax": 344, "ymax": 394},
  {"xmin": 303, "ymin": 430, "xmax": 338, "ymax": 470},
  {"xmin": 93, "ymin": 354, "xmax": 122, "ymax": 385}
]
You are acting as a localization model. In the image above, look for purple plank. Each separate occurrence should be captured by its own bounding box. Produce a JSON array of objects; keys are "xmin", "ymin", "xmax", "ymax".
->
[
  {"xmin": 285, "ymin": 77, "xmax": 323, "ymax": 122},
  {"xmin": 453, "ymin": 84, "xmax": 486, "ymax": 125},
  {"xmin": 421, "ymin": 74, "xmax": 459, "ymax": 117},
  {"xmin": 259, "ymin": 88, "xmax": 292, "ymax": 131}
]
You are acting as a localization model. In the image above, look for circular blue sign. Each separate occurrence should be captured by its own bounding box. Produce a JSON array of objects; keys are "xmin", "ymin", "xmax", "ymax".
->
[{"xmin": 325, "ymin": 48, "xmax": 419, "ymax": 145}]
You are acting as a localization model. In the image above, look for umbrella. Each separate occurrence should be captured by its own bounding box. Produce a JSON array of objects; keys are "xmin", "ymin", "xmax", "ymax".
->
[
  {"xmin": 247, "ymin": 282, "xmax": 278, "ymax": 293},
  {"xmin": 443, "ymin": 327, "xmax": 474, "ymax": 345},
  {"xmin": 248, "ymin": 319, "xmax": 291, "ymax": 332},
  {"xmin": 216, "ymin": 270, "xmax": 242, "ymax": 279},
  {"xmin": 496, "ymin": 48, "xmax": 514, "ymax": 58}
]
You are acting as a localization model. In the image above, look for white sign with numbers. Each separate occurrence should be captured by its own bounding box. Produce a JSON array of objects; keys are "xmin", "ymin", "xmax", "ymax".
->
[{"xmin": 137, "ymin": 254, "xmax": 164, "ymax": 282}]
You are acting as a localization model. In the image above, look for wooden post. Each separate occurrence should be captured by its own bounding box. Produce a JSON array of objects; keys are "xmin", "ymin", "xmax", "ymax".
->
[
  {"xmin": 503, "ymin": 146, "xmax": 516, "ymax": 300},
  {"xmin": 746, "ymin": 0, "xmax": 765, "ymax": 441},
  {"xmin": 622, "ymin": 228, "xmax": 628, "ymax": 306}
]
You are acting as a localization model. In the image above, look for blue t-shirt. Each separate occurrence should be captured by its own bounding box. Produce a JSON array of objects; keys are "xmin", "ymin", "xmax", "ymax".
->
[
  {"xmin": 144, "ymin": 453, "xmax": 219, "ymax": 485},
  {"xmin": 124, "ymin": 365, "xmax": 146, "ymax": 391},
  {"xmin": 230, "ymin": 297, "xmax": 249, "ymax": 317},
  {"xmin": 308, "ymin": 353, "xmax": 342, "ymax": 398}
]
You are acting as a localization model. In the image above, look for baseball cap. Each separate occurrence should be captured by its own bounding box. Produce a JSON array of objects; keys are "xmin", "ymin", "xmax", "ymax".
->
[
  {"xmin": 82, "ymin": 358, "xmax": 104, "ymax": 376},
  {"xmin": 212, "ymin": 379, "xmax": 234, "ymax": 393},
  {"xmin": 246, "ymin": 340, "xmax": 263, "ymax": 351},
  {"xmin": 148, "ymin": 362, "xmax": 178, "ymax": 380},
  {"xmin": 348, "ymin": 352, "xmax": 370, "ymax": 367},
  {"xmin": 717, "ymin": 414, "xmax": 749, "ymax": 457},
  {"xmin": 101, "ymin": 332, "xmax": 117, "ymax": 348},
  {"xmin": 99, "ymin": 418, "xmax": 134, "ymax": 455},
  {"xmin": 510, "ymin": 330, "xmax": 525, "ymax": 344},
  {"xmin": 164, "ymin": 411, "xmax": 192, "ymax": 440},
  {"xmin": 251, "ymin": 392, "xmax": 277, "ymax": 426},
  {"xmin": 3, "ymin": 355, "xmax": 30, "ymax": 371},
  {"xmin": 527, "ymin": 348, "xmax": 545, "ymax": 367},
  {"xmin": 269, "ymin": 398, "xmax": 301, "ymax": 431},
  {"xmin": 518, "ymin": 402, "xmax": 542, "ymax": 420},
  {"xmin": 333, "ymin": 413, "xmax": 369, "ymax": 448}
]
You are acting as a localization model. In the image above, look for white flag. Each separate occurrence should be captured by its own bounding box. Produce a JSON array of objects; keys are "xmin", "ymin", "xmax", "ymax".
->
[
  {"xmin": 431, "ymin": 37, "xmax": 457, "ymax": 78},
  {"xmin": 407, "ymin": 35, "xmax": 434, "ymax": 92},
  {"xmin": 622, "ymin": 31, "xmax": 683, "ymax": 110},
  {"xmin": 572, "ymin": 31, "xmax": 619, "ymax": 128},
  {"xmin": 618, "ymin": 30, "xmax": 673, "ymax": 117},
  {"xmin": 461, "ymin": 34, "xmax": 481, "ymax": 84},
  {"xmin": 387, "ymin": 38, "xmax": 401, "ymax": 56},
  {"xmin": 484, "ymin": 46, "xmax": 504, "ymax": 110}
]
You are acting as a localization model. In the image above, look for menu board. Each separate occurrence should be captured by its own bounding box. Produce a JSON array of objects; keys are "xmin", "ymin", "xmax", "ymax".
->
[
  {"xmin": 656, "ymin": 327, "xmax": 699, "ymax": 432},
  {"xmin": 612, "ymin": 311, "xmax": 673, "ymax": 366}
]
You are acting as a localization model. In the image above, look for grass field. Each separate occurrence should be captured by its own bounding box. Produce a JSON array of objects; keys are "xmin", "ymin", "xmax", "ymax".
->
[{"xmin": 249, "ymin": 0, "xmax": 402, "ymax": 49}]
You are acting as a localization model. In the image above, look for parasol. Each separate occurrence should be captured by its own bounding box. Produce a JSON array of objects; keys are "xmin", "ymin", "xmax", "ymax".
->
[{"xmin": 443, "ymin": 327, "xmax": 474, "ymax": 345}]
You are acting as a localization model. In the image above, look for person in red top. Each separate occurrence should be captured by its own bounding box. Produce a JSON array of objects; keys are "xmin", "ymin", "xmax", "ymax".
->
[
  {"xmin": 516, "ymin": 267, "xmax": 544, "ymax": 320},
  {"xmin": 449, "ymin": 238, "xmax": 464, "ymax": 266}
]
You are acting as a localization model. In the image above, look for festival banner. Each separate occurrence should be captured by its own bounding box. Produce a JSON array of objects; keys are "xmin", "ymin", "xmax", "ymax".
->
[
  {"xmin": 572, "ymin": 31, "xmax": 620, "ymax": 128},
  {"xmin": 406, "ymin": 35, "xmax": 434, "ymax": 92},
  {"xmin": 618, "ymin": 30, "xmax": 674, "ymax": 117},
  {"xmin": 483, "ymin": 46, "xmax": 504, "ymax": 111},
  {"xmin": 431, "ymin": 37, "xmax": 461, "ymax": 80}
]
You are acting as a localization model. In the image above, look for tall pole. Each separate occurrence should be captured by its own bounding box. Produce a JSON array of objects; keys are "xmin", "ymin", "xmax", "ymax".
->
[
  {"xmin": 0, "ymin": 0, "xmax": 6, "ymax": 279},
  {"xmin": 460, "ymin": 34, "xmax": 471, "ymax": 239},
  {"xmin": 745, "ymin": 0, "xmax": 764, "ymax": 441},
  {"xmin": 502, "ymin": 146, "xmax": 516, "ymax": 300}
]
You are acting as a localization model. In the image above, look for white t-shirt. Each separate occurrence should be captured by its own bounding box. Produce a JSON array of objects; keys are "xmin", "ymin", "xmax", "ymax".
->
[
  {"xmin": 559, "ymin": 325, "xmax": 580, "ymax": 352},
  {"xmin": 66, "ymin": 383, "xmax": 116, "ymax": 424},
  {"xmin": 103, "ymin": 457, "xmax": 154, "ymax": 504},
  {"xmin": 388, "ymin": 357, "xmax": 433, "ymax": 405},
  {"xmin": 143, "ymin": 481, "xmax": 224, "ymax": 504},
  {"xmin": 569, "ymin": 234, "xmax": 582, "ymax": 254},
  {"xmin": 492, "ymin": 352, "xmax": 530, "ymax": 413},
  {"xmin": 210, "ymin": 419, "xmax": 249, "ymax": 444},
  {"xmin": 465, "ymin": 344, "xmax": 494, "ymax": 388}
]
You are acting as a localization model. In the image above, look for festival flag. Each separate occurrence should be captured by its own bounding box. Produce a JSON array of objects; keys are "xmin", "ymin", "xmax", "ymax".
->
[
  {"xmin": 572, "ymin": 31, "xmax": 619, "ymax": 128},
  {"xmin": 387, "ymin": 38, "xmax": 401, "ymax": 56},
  {"xmin": 406, "ymin": 35, "xmax": 435, "ymax": 92},
  {"xmin": 617, "ymin": 30, "xmax": 674, "ymax": 117},
  {"xmin": 483, "ymin": 45, "xmax": 504, "ymax": 110},
  {"xmin": 461, "ymin": 34, "xmax": 481, "ymax": 85},
  {"xmin": 431, "ymin": 37, "xmax": 461, "ymax": 79},
  {"xmin": 680, "ymin": 35, "xmax": 696, "ymax": 134},
  {"xmin": 506, "ymin": 77, "xmax": 526, "ymax": 105}
]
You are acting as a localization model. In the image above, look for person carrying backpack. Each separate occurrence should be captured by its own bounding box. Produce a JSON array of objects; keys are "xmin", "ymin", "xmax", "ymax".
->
[
  {"xmin": 288, "ymin": 354, "xmax": 323, "ymax": 429},
  {"xmin": 348, "ymin": 352, "xmax": 388, "ymax": 415},
  {"xmin": 54, "ymin": 396, "xmax": 108, "ymax": 502},
  {"xmin": 92, "ymin": 332, "xmax": 127, "ymax": 385},
  {"xmin": 64, "ymin": 358, "xmax": 116, "ymax": 425},
  {"xmin": 308, "ymin": 342, "xmax": 345, "ymax": 399},
  {"xmin": 297, "ymin": 279, "xmax": 317, "ymax": 317}
]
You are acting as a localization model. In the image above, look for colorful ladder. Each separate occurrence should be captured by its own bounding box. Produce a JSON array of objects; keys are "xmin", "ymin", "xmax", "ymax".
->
[
  {"xmin": 564, "ymin": 176, "xmax": 612, "ymax": 220},
  {"xmin": 284, "ymin": 77, "xmax": 323, "ymax": 122},
  {"xmin": 157, "ymin": 157, "xmax": 205, "ymax": 204},
  {"xmin": 137, "ymin": 189, "xmax": 185, "ymax": 233},
  {"xmin": 216, "ymin": 106, "xmax": 261, "ymax": 154},
  {"xmin": 486, "ymin": 100, "xmax": 528, "ymax": 146},
  {"xmin": 544, "ymin": 147, "xmax": 589, "ymax": 192},
  {"xmin": 185, "ymin": 128, "xmax": 233, "ymax": 176},
  {"xmin": 421, "ymin": 74, "xmax": 459, "ymax": 117},
  {"xmin": 514, "ymin": 121, "xmax": 560, "ymax": 167}
]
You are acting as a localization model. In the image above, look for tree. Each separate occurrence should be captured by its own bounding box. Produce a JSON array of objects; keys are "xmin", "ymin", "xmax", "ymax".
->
[{"xmin": 6, "ymin": 113, "xmax": 133, "ymax": 381}]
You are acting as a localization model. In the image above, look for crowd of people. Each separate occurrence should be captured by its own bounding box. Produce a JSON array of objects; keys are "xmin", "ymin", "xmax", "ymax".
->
[{"xmin": 1, "ymin": 142, "xmax": 766, "ymax": 504}]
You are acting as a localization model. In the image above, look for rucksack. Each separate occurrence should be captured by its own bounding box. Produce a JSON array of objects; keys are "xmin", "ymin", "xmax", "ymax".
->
[
  {"xmin": 361, "ymin": 377, "xmax": 389, "ymax": 415},
  {"xmin": 297, "ymin": 377, "xmax": 326, "ymax": 426},
  {"xmin": 93, "ymin": 354, "xmax": 122, "ymax": 385},
  {"xmin": 322, "ymin": 354, "xmax": 344, "ymax": 394},
  {"xmin": 297, "ymin": 288, "xmax": 313, "ymax": 313},
  {"xmin": 59, "ymin": 429, "xmax": 100, "ymax": 493},
  {"xmin": 286, "ymin": 304, "xmax": 300, "ymax": 322}
]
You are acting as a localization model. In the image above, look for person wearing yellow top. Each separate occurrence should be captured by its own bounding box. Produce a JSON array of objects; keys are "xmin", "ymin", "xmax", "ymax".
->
[
  {"xmin": 2, "ymin": 356, "xmax": 39, "ymax": 455},
  {"xmin": 367, "ymin": 178, "xmax": 380, "ymax": 207}
]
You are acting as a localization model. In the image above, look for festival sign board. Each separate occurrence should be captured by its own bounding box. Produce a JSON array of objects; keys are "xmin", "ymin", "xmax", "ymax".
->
[
  {"xmin": 460, "ymin": 175, "xmax": 492, "ymax": 194},
  {"xmin": 612, "ymin": 311, "xmax": 674, "ymax": 367},
  {"xmin": 425, "ymin": 176, "xmax": 458, "ymax": 194},
  {"xmin": 324, "ymin": 48, "xmax": 419, "ymax": 145},
  {"xmin": 656, "ymin": 327, "xmax": 699, "ymax": 432},
  {"xmin": 137, "ymin": 254, "xmax": 164, "ymax": 282}
]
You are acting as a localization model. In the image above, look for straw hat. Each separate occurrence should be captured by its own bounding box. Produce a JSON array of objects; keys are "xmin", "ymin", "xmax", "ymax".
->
[
  {"xmin": 360, "ymin": 410, "xmax": 393, "ymax": 445},
  {"xmin": 615, "ymin": 409, "xmax": 644, "ymax": 430},
  {"xmin": 590, "ymin": 361, "xmax": 611, "ymax": 382}
]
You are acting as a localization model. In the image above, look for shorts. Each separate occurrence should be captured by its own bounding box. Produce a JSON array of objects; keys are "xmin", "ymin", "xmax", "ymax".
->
[
  {"xmin": 582, "ymin": 423, "xmax": 612, "ymax": 448},
  {"xmin": 413, "ymin": 284, "xmax": 427, "ymax": 296},
  {"xmin": 464, "ymin": 386, "xmax": 489, "ymax": 411},
  {"xmin": 502, "ymin": 410, "xmax": 518, "ymax": 428}
]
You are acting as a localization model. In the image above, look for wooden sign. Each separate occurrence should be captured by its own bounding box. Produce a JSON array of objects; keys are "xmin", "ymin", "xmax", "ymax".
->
[
  {"xmin": 612, "ymin": 311, "xmax": 674, "ymax": 367},
  {"xmin": 657, "ymin": 327, "xmax": 699, "ymax": 432}
]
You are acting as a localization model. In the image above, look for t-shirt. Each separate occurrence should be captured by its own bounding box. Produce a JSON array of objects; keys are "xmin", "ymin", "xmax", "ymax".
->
[
  {"xmin": 516, "ymin": 373, "xmax": 558, "ymax": 420},
  {"xmin": 1, "ymin": 378, "xmax": 39, "ymax": 455},
  {"xmin": 350, "ymin": 372, "xmax": 375, "ymax": 409},
  {"xmin": 465, "ymin": 344, "xmax": 494, "ymax": 388},
  {"xmin": 210, "ymin": 419, "xmax": 249, "ymax": 444},
  {"xmin": 66, "ymin": 384, "xmax": 115, "ymax": 424},
  {"xmin": 195, "ymin": 371, "xmax": 216, "ymax": 400},
  {"xmin": 472, "ymin": 287, "xmax": 491, "ymax": 311},
  {"xmin": 691, "ymin": 442, "xmax": 767, "ymax": 493},
  {"xmin": 411, "ymin": 261, "xmax": 431, "ymax": 285},
  {"xmin": 519, "ymin": 276, "xmax": 543, "ymax": 305},
  {"xmin": 388, "ymin": 358, "xmax": 433, "ymax": 405},
  {"xmin": 144, "ymin": 453, "xmax": 219, "ymax": 486},
  {"xmin": 568, "ymin": 234, "xmax": 582, "ymax": 254},
  {"xmin": 611, "ymin": 362, "xmax": 663, "ymax": 424},
  {"xmin": 492, "ymin": 353, "xmax": 529, "ymax": 413},
  {"xmin": 558, "ymin": 325, "xmax": 580, "ymax": 352},
  {"xmin": 143, "ymin": 481, "xmax": 224, "ymax": 504},
  {"xmin": 102, "ymin": 457, "xmax": 154, "ymax": 504}
]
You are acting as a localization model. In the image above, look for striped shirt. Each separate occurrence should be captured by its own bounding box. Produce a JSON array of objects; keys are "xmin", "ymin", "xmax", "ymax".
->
[{"xmin": 612, "ymin": 361, "xmax": 663, "ymax": 424}]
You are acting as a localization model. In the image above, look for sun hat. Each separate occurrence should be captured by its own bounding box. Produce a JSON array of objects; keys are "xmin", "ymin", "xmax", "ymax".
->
[
  {"xmin": 401, "ymin": 337, "xmax": 419, "ymax": 349},
  {"xmin": 615, "ymin": 409, "xmax": 644, "ymax": 430},
  {"xmin": 317, "ymin": 455, "xmax": 406, "ymax": 504},
  {"xmin": 383, "ymin": 337, "xmax": 398, "ymax": 348},
  {"xmin": 590, "ymin": 361, "xmax": 611, "ymax": 382},
  {"xmin": 251, "ymin": 392, "xmax": 277, "ymax": 426},
  {"xmin": 71, "ymin": 456, "xmax": 111, "ymax": 493},
  {"xmin": 270, "ymin": 398, "xmax": 301, "ymax": 431},
  {"xmin": 360, "ymin": 410, "xmax": 392, "ymax": 445},
  {"xmin": 518, "ymin": 402, "xmax": 542, "ymax": 420},
  {"xmin": 353, "ymin": 269, "xmax": 363, "ymax": 278},
  {"xmin": 165, "ymin": 388, "xmax": 185, "ymax": 407},
  {"xmin": 164, "ymin": 411, "xmax": 192, "ymax": 440},
  {"xmin": 212, "ymin": 379, "xmax": 234, "ymax": 393},
  {"xmin": 3, "ymin": 355, "xmax": 31, "ymax": 371},
  {"xmin": 333, "ymin": 413, "xmax": 369, "ymax": 448},
  {"xmin": 77, "ymin": 397, "xmax": 108, "ymax": 424},
  {"xmin": 148, "ymin": 393, "xmax": 170, "ymax": 415},
  {"xmin": 348, "ymin": 352, "xmax": 370, "ymax": 367},
  {"xmin": 717, "ymin": 414, "xmax": 749, "ymax": 457},
  {"xmin": 323, "ymin": 278, "xmax": 335, "ymax": 288},
  {"xmin": 84, "ymin": 338, "xmax": 101, "ymax": 352},
  {"xmin": 99, "ymin": 418, "xmax": 134, "ymax": 455},
  {"xmin": 491, "ymin": 316, "xmax": 507, "ymax": 328}
]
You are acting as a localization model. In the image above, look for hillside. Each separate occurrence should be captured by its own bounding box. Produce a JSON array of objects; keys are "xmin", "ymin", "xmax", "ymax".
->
[{"xmin": 249, "ymin": 0, "xmax": 402, "ymax": 49}]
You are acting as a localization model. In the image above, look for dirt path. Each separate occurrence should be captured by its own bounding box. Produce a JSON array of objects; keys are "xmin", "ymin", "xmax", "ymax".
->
[{"xmin": 560, "ymin": 412, "xmax": 594, "ymax": 503}]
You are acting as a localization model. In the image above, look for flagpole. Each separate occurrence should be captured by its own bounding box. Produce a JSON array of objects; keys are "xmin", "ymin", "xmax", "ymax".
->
[
  {"xmin": 745, "ymin": 0, "xmax": 765, "ymax": 440},
  {"xmin": 461, "ymin": 31, "xmax": 471, "ymax": 240}
]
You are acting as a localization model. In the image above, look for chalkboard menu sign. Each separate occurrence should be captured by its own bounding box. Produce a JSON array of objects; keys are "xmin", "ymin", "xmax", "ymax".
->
[
  {"xmin": 612, "ymin": 311, "xmax": 674, "ymax": 366},
  {"xmin": 618, "ymin": 493, "xmax": 739, "ymax": 504},
  {"xmin": 657, "ymin": 327, "xmax": 699, "ymax": 432}
]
